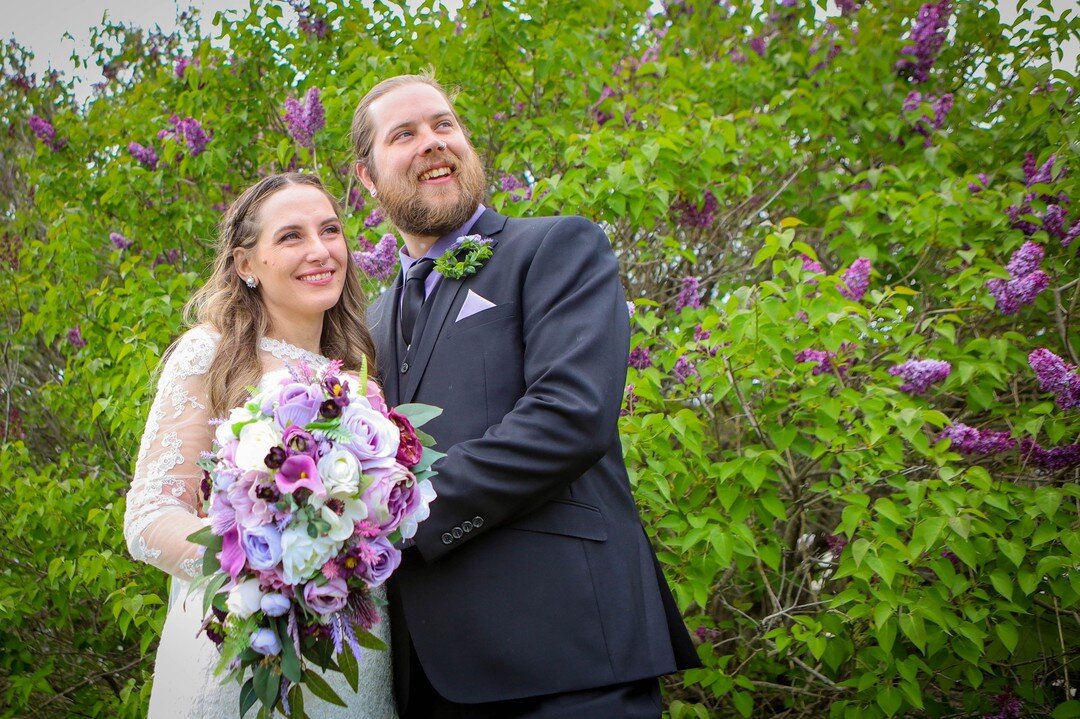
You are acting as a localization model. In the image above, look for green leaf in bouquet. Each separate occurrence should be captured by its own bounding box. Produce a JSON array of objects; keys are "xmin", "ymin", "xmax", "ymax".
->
[
  {"xmin": 393, "ymin": 403, "xmax": 442, "ymax": 428},
  {"xmin": 253, "ymin": 663, "xmax": 281, "ymax": 712},
  {"xmin": 412, "ymin": 446, "xmax": 445, "ymax": 474},
  {"xmin": 303, "ymin": 668, "xmax": 348, "ymax": 707},
  {"xmin": 321, "ymin": 426, "xmax": 355, "ymax": 444},
  {"xmin": 358, "ymin": 354, "xmax": 369, "ymax": 389},
  {"xmin": 287, "ymin": 682, "xmax": 306, "ymax": 719},
  {"xmin": 202, "ymin": 544, "xmax": 222, "ymax": 575},
  {"xmin": 337, "ymin": 644, "xmax": 360, "ymax": 692},
  {"xmin": 414, "ymin": 428, "xmax": 436, "ymax": 445},
  {"xmin": 239, "ymin": 677, "xmax": 258, "ymax": 717},
  {"xmin": 277, "ymin": 618, "xmax": 303, "ymax": 683},
  {"xmin": 354, "ymin": 626, "xmax": 390, "ymax": 652},
  {"xmin": 201, "ymin": 572, "xmax": 229, "ymax": 618},
  {"xmin": 187, "ymin": 525, "xmax": 223, "ymax": 550}
]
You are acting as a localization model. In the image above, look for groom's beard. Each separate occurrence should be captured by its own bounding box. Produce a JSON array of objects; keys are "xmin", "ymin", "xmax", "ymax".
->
[{"xmin": 374, "ymin": 147, "xmax": 486, "ymax": 239}]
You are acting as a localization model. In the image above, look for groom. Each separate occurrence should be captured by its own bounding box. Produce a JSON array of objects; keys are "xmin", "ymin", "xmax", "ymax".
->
[{"xmin": 352, "ymin": 73, "xmax": 699, "ymax": 718}]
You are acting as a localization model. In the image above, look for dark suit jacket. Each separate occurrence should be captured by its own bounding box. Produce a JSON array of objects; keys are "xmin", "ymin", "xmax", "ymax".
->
[{"xmin": 367, "ymin": 209, "xmax": 700, "ymax": 705}]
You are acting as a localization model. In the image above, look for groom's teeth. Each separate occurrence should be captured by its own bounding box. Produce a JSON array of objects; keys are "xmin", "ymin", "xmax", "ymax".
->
[{"xmin": 420, "ymin": 167, "xmax": 452, "ymax": 181}]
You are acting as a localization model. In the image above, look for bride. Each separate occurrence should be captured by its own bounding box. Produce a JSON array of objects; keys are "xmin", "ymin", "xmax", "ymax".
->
[{"xmin": 123, "ymin": 173, "xmax": 397, "ymax": 718}]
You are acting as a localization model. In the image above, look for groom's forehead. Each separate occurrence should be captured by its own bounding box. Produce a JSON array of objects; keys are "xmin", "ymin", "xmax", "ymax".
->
[{"xmin": 370, "ymin": 84, "xmax": 456, "ymax": 131}]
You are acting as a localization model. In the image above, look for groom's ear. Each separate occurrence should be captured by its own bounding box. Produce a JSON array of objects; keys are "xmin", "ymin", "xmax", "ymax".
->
[{"xmin": 356, "ymin": 162, "xmax": 376, "ymax": 195}]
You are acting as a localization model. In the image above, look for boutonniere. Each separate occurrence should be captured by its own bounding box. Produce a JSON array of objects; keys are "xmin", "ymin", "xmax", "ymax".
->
[{"xmin": 433, "ymin": 234, "xmax": 494, "ymax": 280}]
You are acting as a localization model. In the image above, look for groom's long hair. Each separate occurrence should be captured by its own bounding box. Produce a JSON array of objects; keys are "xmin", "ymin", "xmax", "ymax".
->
[{"xmin": 182, "ymin": 173, "xmax": 377, "ymax": 416}]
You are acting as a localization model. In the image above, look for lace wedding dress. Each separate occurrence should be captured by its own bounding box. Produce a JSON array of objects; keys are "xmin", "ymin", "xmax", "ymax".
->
[{"xmin": 123, "ymin": 325, "xmax": 397, "ymax": 719}]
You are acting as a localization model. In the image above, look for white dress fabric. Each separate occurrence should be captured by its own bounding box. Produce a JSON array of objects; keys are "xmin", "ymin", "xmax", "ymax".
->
[{"xmin": 124, "ymin": 325, "xmax": 397, "ymax": 719}]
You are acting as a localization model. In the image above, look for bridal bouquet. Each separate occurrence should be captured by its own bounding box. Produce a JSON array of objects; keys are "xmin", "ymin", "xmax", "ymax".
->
[{"xmin": 187, "ymin": 359, "xmax": 441, "ymax": 718}]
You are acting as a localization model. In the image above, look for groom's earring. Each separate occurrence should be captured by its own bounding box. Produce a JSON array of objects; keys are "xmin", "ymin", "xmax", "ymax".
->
[{"xmin": 245, "ymin": 275, "xmax": 257, "ymax": 289}]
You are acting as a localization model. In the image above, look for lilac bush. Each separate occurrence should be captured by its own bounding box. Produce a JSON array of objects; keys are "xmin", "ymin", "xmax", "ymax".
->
[
  {"xmin": 283, "ymin": 87, "xmax": 326, "ymax": 147},
  {"xmin": 888, "ymin": 359, "xmax": 951, "ymax": 394}
]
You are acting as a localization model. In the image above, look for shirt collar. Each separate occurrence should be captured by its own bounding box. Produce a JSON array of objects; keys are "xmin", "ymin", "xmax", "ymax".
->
[{"xmin": 399, "ymin": 204, "xmax": 487, "ymax": 275}]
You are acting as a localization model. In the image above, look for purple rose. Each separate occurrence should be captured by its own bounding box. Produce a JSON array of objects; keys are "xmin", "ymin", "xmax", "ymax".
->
[
  {"xmin": 303, "ymin": 577, "xmax": 348, "ymax": 615},
  {"xmin": 354, "ymin": 536, "xmax": 401, "ymax": 586},
  {"xmin": 283, "ymin": 425, "xmax": 318, "ymax": 457},
  {"xmin": 340, "ymin": 404, "xmax": 399, "ymax": 469},
  {"xmin": 274, "ymin": 383, "xmax": 323, "ymax": 429},
  {"xmin": 362, "ymin": 464, "xmax": 420, "ymax": 533},
  {"xmin": 260, "ymin": 593, "xmax": 291, "ymax": 617},
  {"xmin": 389, "ymin": 410, "xmax": 423, "ymax": 468},
  {"xmin": 250, "ymin": 627, "xmax": 281, "ymax": 656},
  {"xmin": 241, "ymin": 523, "xmax": 283, "ymax": 570}
]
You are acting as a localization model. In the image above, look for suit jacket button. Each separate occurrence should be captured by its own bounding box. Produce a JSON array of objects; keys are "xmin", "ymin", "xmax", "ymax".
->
[
  {"xmin": 441, "ymin": 533, "xmax": 453, "ymax": 545},
  {"xmin": 461, "ymin": 521, "xmax": 473, "ymax": 533},
  {"xmin": 451, "ymin": 526, "xmax": 464, "ymax": 539},
  {"xmin": 400, "ymin": 362, "xmax": 409, "ymax": 373},
  {"xmin": 473, "ymin": 516, "xmax": 484, "ymax": 528}
]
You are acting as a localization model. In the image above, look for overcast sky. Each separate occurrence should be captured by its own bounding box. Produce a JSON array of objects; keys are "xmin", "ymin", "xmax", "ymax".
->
[{"xmin": 4, "ymin": 0, "xmax": 1076, "ymax": 88}]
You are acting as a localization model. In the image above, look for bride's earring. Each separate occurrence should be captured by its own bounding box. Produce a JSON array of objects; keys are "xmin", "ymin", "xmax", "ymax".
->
[
  {"xmin": 371, "ymin": 187, "xmax": 377, "ymax": 198},
  {"xmin": 245, "ymin": 275, "xmax": 258, "ymax": 289}
]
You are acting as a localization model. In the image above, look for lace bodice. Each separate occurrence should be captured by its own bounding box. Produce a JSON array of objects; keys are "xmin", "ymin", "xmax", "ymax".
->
[{"xmin": 123, "ymin": 326, "xmax": 331, "ymax": 579}]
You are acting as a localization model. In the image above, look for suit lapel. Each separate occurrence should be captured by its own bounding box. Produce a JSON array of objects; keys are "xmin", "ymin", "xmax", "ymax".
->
[
  {"xmin": 370, "ymin": 272, "xmax": 404, "ymax": 406},
  {"xmin": 399, "ymin": 209, "xmax": 509, "ymax": 404}
]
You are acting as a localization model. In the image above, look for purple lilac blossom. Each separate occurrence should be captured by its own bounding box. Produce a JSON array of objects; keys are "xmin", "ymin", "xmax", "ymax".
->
[
  {"xmin": 938, "ymin": 423, "xmax": 1015, "ymax": 455},
  {"xmin": 110, "ymin": 232, "xmax": 132, "ymax": 250},
  {"xmin": 1005, "ymin": 241, "xmax": 1043, "ymax": 278},
  {"xmin": 801, "ymin": 255, "xmax": 824, "ymax": 274},
  {"xmin": 968, "ymin": 172, "xmax": 990, "ymax": 193},
  {"xmin": 675, "ymin": 276, "xmax": 703, "ymax": 311},
  {"xmin": 888, "ymin": 359, "xmax": 951, "ymax": 394},
  {"xmin": 825, "ymin": 534, "xmax": 848, "ymax": 555},
  {"xmin": 621, "ymin": 384, "xmax": 638, "ymax": 417},
  {"xmin": 836, "ymin": 0, "xmax": 861, "ymax": 14},
  {"xmin": 29, "ymin": 115, "xmax": 62, "ymax": 150},
  {"xmin": 749, "ymin": 36, "xmax": 767, "ymax": 57},
  {"xmin": 983, "ymin": 690, "xmax": 1023, "ymax": 719},
  {"xmin": 283, "ymin": 88, "xmax": 326, "ymax": 148},
  {"xmin": 1023, "ymin": 152, "xmax": 1057, "ymax": 186},
  {"xmin": 67, "ymin": 326, "xmax": 87, "ymax": 348},
  {"xmin": 1064, "ymin": 223, "xmax": 1080, "ymax": 249},
  {"xmin": 127, "ymin": 142, "xmax": 158, "ymax": 169},
  {"xmin": 674, "ymin": 191, "xmax": 718, "ymax": 228},
  {"xmin": 153, "ymin": 249, "xmax": 181, "ymax": 268},
  {"xmin": 795, "ymin": 349, "xmax": 835, "ymax": 376},
  {"xmin": 348, "ymin": 187, "xmax": 365, "ymax": 212},
  {"xmin": 673, "ymin": 356, "xmax": 698, "ymax": 384},
  {"xmin": 174, "ymin": 57, "xmax": 198, "ymax": 78},
  {"xmin": 352, "ymin": 233, "xmax": 398, "ymax": 280},
  {"xmin": 1042, "ymin": 204, "xmax": 1067, "ymax": 239},
  {"xmin": 290, "ymin": 0, "xmax": 331, "ymax": 38},
  {"xmin": 628, "ymin": 346, "xmax": 652, "ymax": 369},
  {"xmin": 895, "ymin": 0, "xmax": 953, "ymax": 83},
  {"xmin": 839, "ymin": 258, "xmax": 871, "ymax": 301},
  {"xmin": 364, "ymin": 208, "xmax": 385, "ymax": 228},
  {"xmin": 499, "ymin": 173, "xmax": 532, "ymax": 201},
  {"xmin": 1028, "ymin": 348, "xmax": 1080, "ymax": 410},
  {"xmin": 1019, "ymin": 438, "xmax": 1080, "ymax": 472}
]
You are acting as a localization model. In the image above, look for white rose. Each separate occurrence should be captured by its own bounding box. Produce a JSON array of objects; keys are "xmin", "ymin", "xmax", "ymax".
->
[
  {"xmin": 225, "ymin": 578, "xmax": 265, "ymax": 619},
  {"xmin": 215, "ymin": 407, "xmax": 254, "ymax": 446},
  {"xmin": 280, "ymin": 523, "xmax": 341, "ymax": 585},
  {"xmin": 234, "ymin": 420, "xmax": 281, "ymax": 471},
  {"xmin": 317, "ymin": 448, "xmax": 361, "ymax": 497}
]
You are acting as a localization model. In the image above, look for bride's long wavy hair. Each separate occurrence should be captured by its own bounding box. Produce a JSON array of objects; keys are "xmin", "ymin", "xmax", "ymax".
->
[{"xmin": 183, "ymin": 173, "xmax": 377, "ymax": 416}]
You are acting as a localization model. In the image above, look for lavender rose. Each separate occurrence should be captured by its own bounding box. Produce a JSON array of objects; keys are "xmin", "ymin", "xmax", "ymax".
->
[
  {"xmin": 303, "ymin": 577, "xmax": 348, "ymax": 615},
  {"xmin": 260, "ymin": 593, "xmax": 291, "ymax": 617},
  {"xmin": 273, "ymin": 382, "xmax": 323, "ymax": 429},
  {"xmin": 240, "ymin": 522, "xmax": 283, "ymax": 570},
  {"xmin": 250, "ymin": 627, "xmax": 281, "ymax": 656},
  {"xmin": 361, "ymin": 463, "xmax": 420, "ymax": 533},
  {"xmin": 354, "ymin": 536, "xmax": 401, "ymax": 586},
  {"xmin": 340, "ymin": 404, "xmax": 399, "ymax": 469}
]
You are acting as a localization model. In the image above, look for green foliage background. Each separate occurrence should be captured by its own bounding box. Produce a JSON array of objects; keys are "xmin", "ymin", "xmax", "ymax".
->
[{"xmin": 1, "ymin": 0, "xmax": 1078, "ymax": 717}]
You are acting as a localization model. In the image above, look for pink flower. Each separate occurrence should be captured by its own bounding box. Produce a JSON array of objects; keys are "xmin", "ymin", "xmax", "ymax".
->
[
  {"xmin": 275, "ymin": 455, "xmax": 326, "ymax": 497},
  {"xmin": 303, "ymin": 577, "xmax": 348, "ymax": 614}
]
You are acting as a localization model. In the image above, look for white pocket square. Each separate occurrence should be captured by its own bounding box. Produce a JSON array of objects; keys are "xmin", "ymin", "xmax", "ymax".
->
[{"xmin": 456, "ymin": 290, "xmax": 497, "ymax": 322}]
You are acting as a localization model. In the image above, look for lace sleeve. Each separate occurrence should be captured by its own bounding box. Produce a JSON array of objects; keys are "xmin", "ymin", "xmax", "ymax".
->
[{"xmin": 123, "ymin": 326, "xmax": 219, "ymax": 580}]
